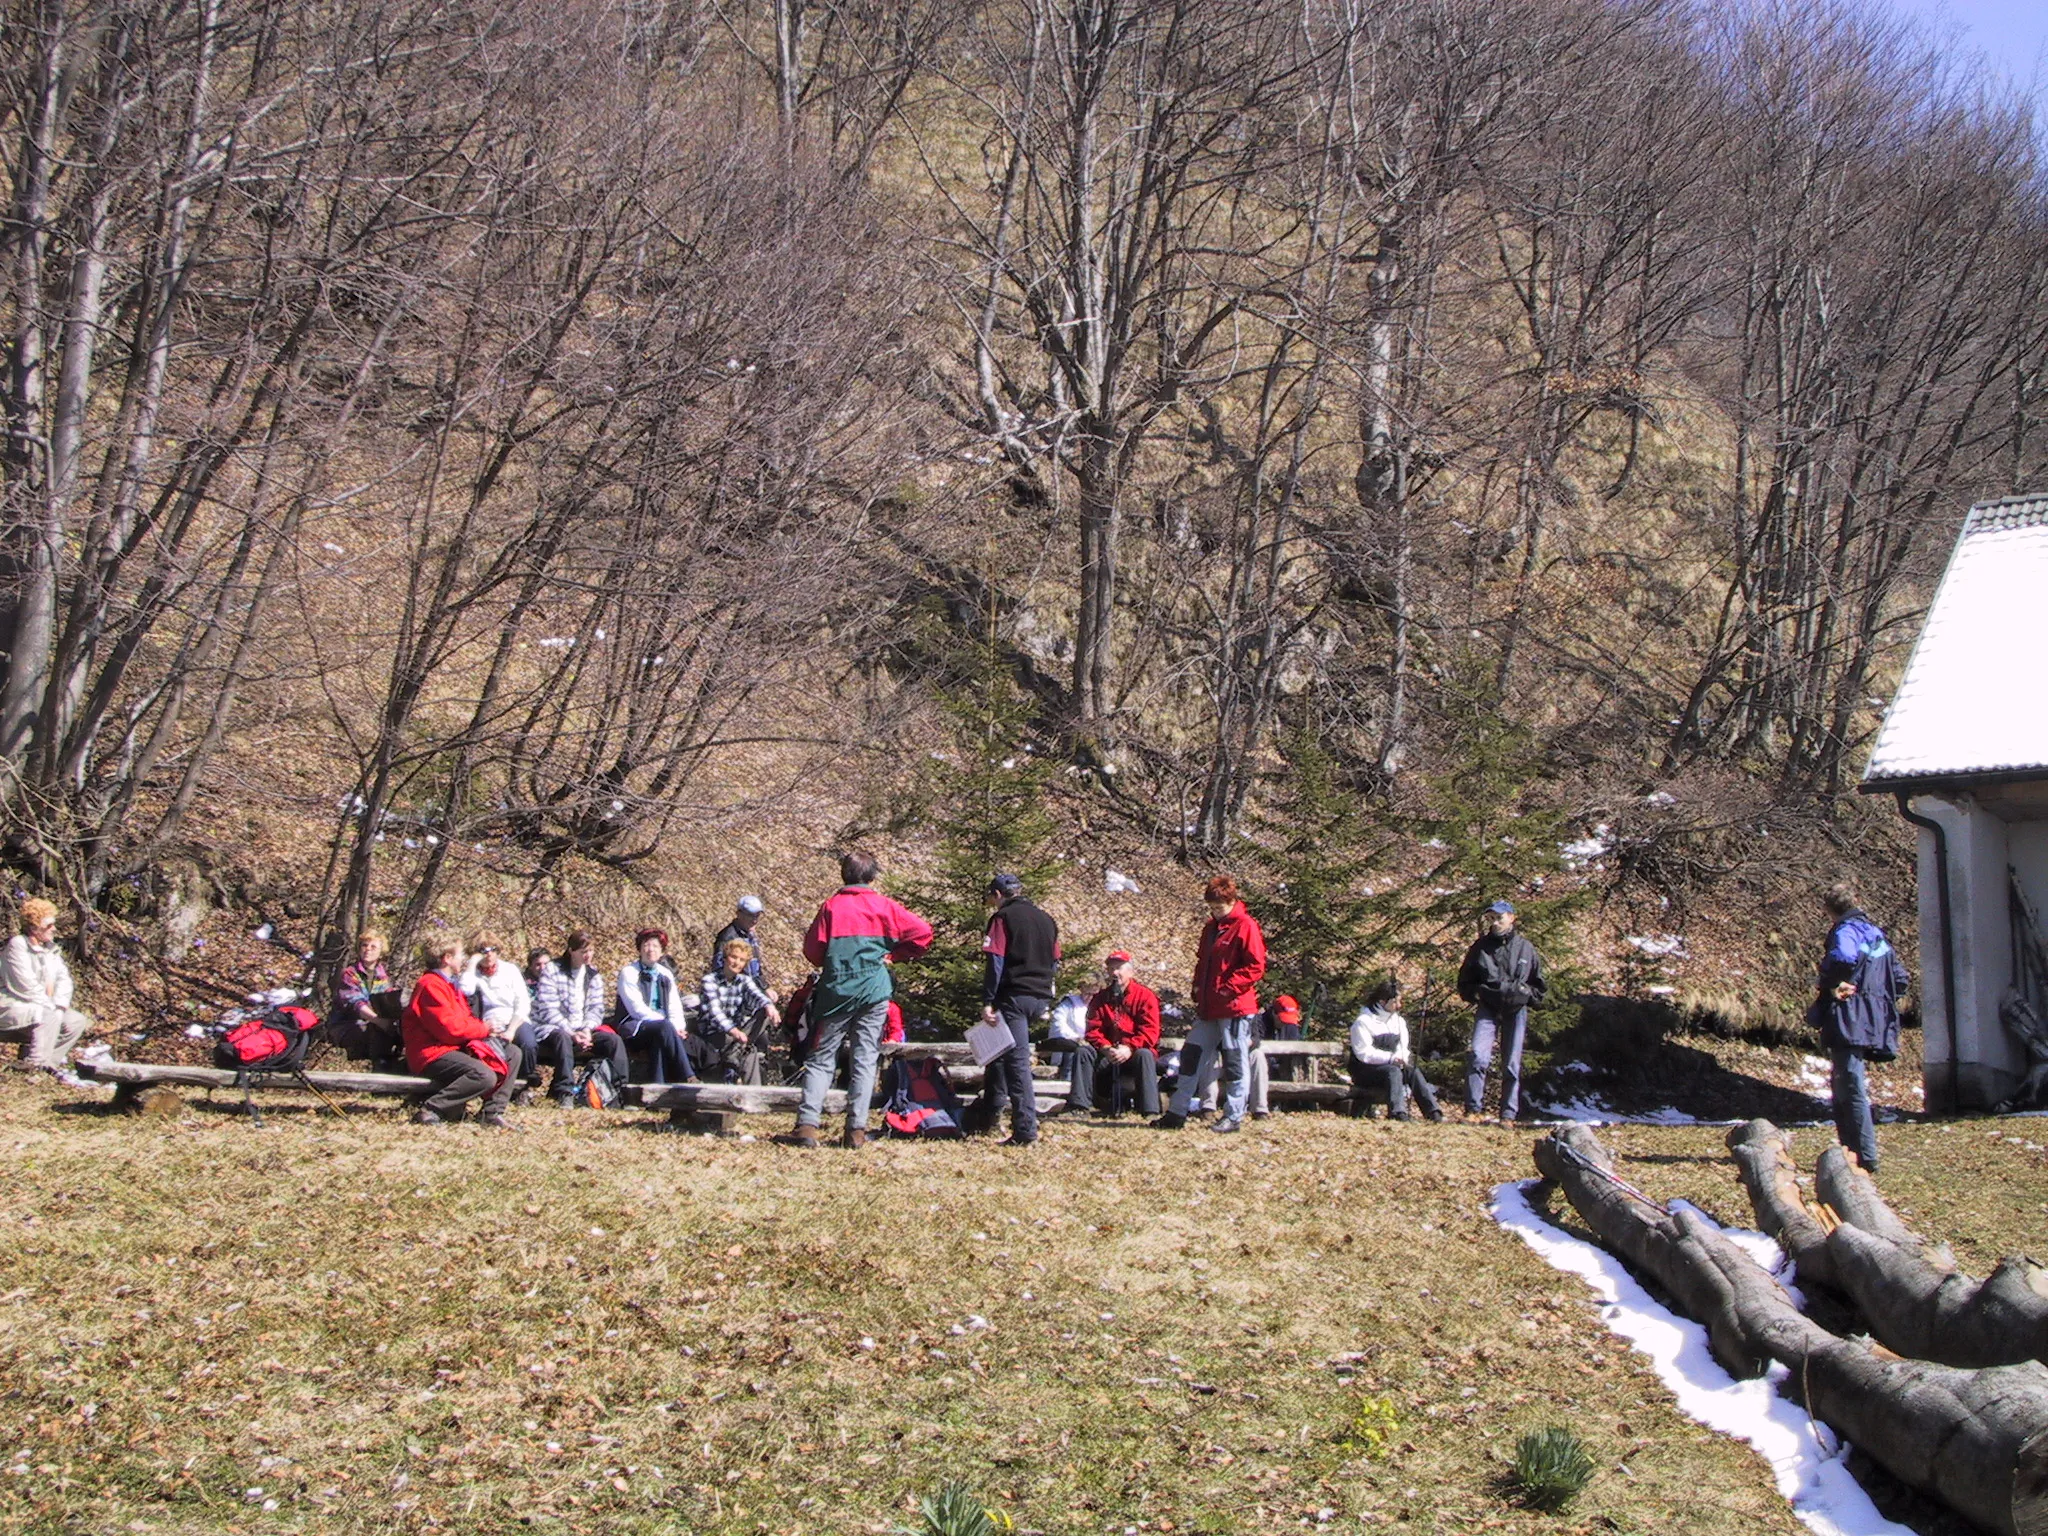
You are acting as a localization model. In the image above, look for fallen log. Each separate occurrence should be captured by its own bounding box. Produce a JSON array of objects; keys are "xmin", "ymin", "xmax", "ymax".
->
[
  {"xmin": 1535, "ymin": 1124, "xmax": 2048, "ymax": 1536},
  {"xmin": 78, "ymin": 1059, "xmax": 431, "ymax": 1096},
  {"xmin": 1726, "ymin": 1119, "xmax": 1838, "ymax": 1289},
  {"xmin": 1814, "ymin": 1144, "xmax": 1922, "ymax": 1249}
]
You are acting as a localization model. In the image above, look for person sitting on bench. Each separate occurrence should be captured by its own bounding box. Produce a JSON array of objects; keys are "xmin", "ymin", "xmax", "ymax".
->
[
  {"xmin": 533, "ymin": 930, "xmax": 628, "ymax": 1106},
  {"xmin": 0, "ymin": 898, "xmax": 94, "ymax": 1079},
  {"xmin": 1066, "ymin": 951, "xmax": 1161, "ymax": 1118},
  {"xmin": 617, "ymin": 927, "xmax": 694, "ymax": 1084},
  {"xmin": 700, "ymin": 938, "xmax": 780, "ymax": 1085},
  {"xmin": 404, "ymin": 937, "xmax": 520, "ymax": 1127},
  {"xmin": 1346, "ymin": 977, "xmax": 1441, "ymax": 1122},
  {"xmin": 328, "ymin": 930, "xmax": 403, "ymax": 1069}
]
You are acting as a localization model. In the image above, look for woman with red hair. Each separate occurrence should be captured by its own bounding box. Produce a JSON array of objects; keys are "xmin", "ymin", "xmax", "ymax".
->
[{"xmin": 1156, "ymin": 875, "xmax": 1266, "ymax": 1133}]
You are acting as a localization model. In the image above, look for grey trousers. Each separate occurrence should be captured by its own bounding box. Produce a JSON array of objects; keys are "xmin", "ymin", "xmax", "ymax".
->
[
  {"xmin": 798, "ymin": 1000, "xmax": 888, "ymax": 1131},
  {"xmin": 419, "ymin": 1041, "xmax": 523, "ymax": 1118},
  {"xmin": 0, "ymin": 1002, "xmax": 91, "ymax": 1070}
]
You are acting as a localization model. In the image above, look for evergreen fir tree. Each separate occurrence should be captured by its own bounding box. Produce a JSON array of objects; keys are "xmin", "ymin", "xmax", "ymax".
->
[
  {"xmin": 1247, "ymin": 721, "xmax": 1376, "ymax": 1026},
  {"xmin": 893, "ymin": 603, "xmax": 1069, "ymax": 1027}
]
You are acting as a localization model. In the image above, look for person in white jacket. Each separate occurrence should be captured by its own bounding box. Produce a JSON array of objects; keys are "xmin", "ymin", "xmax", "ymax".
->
[
  {"xmin": 0, "ymin": 898, "xmax": 93, "ymax": 1076},
  {"xmin": 617, "ymin": 927, "xmax": 694, "ymax": 1083},
  {"xmin": 462, "ymin": 931, "xmax": 537, "ymax": 1099},
  {"xmin": 1347, "ymin": 978, "xmax": 1442, "ymax": 1122}
]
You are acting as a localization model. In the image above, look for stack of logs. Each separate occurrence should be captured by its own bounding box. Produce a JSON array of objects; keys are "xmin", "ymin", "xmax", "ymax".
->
[{"xmin": 1533, "ymin": 1121, "xmax": 2048, "ymax": 1535}]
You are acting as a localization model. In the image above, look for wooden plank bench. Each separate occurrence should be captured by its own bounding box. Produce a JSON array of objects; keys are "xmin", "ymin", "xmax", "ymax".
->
[
  {"xmin": 78, "ymin": 1058, "xmax": 432, "ymax": 1125},
  {"xmin": 630, "ymin": 1077, "xmax": 1074, "ymax": 1131}
]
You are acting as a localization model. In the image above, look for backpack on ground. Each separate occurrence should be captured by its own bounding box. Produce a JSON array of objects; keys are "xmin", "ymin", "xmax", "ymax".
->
[
  {"xmin": 213, "ymin": 1005, "xmax": 321, "ymax": 1073},
  {"xmin": 882, "ymin": 1056, "xmax": 964, "ymax": 1139},
  {"xmin": 574, "ymin": 1055, "xmax": 622, "ymax": 1109}
]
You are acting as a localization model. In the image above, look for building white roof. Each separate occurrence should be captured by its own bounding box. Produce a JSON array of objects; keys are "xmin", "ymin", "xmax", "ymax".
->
[{"xmin": 1864, "ymin": 494, "xmax": 2048, "ymax": 789}]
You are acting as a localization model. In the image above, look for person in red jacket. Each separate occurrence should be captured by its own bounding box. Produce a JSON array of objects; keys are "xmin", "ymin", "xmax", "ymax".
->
[
  {"xmin": 1157, "ymin": 875, "xmax": 1266, "ymax": 1133},
  {"xmin": 402, "ymin": 936, "xmax": 521, "ymax": 1127},
  {"xmin": 1066, "ymin": 950, "xmax": 1162, "ymax": 1118}
]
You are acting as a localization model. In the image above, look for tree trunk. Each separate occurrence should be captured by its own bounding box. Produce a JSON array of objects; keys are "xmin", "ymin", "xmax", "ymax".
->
[{"xmin": 1535, "ymin": 1125, "xmax": 2048, "ymax": 1536}]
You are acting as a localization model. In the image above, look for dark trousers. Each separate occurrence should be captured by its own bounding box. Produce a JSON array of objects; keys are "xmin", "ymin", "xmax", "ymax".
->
[
  {"xmin": 704, "ymin": 1030, "xmax": 764, "ymax": 1086},
  {"xmin": 1268, "ymin": 1022, "xmax": 1302, "ymax": 1081},
  {"xmin": 979, "ymin": 997, "xmax": 1045, "ymax": 1142},
  {"xmin": 627, "ymin": 1020, "xmax": 695, "ymax": 1084},
  {"xmin": 1068, "ymin": 1043, "xmax": 1159, "ymax": 1116},
  {"xmin": 532, "ymin": 1026, "xmax": 628, "ymax": 1098},
  {"xmin": 1347, "ymin": 1056, "xmax": 1441, "ymax": 1120},
  {"xmin": 420, "ymin": 1041, "xmax": 522, "ymax": 1118},
  {"xmin": 1466, "ymin": 1007, "xmax": 1528, "ymax": 1119},
  {"xmin": 1830, "ymin": 1046, "xmax": 1880, "ymax": 1172}
]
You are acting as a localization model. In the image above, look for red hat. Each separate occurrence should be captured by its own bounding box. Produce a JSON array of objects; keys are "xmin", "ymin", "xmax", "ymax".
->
[
  {"xmin": 1274, "ymin": 995, "xmax": 1301, "ymax": 1025},
  {"xmin": 633, "ymin": 927, "xmax": 669, "ymax": 950},
  {"xmin": 1105, "ymin": 950, "xmax": 1132, "ymax": 966}
]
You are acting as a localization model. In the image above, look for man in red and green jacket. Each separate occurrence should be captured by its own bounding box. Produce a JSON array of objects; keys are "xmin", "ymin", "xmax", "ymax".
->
[
  {"xmin": 1158, "ymin": 875, "xmax": 1266, "ymax": 1133},
  {"xmin": 786, "ymin": 850, "xmax": 933, "ymax": 1149}
]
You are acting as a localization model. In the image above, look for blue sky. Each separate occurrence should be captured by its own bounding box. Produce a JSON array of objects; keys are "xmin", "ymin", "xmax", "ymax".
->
[{"xmin": 1877, "ymin": 0, "xmax": 2048, "ymax": 114}]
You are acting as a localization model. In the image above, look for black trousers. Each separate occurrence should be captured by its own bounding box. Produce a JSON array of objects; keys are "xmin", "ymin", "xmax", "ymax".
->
[
  {"xmin": 1068, "ymin": 1043, "xmax": 1160, "ymax": 1117},
  {"xmin": 977, "ymin": 997, "xmax": 1046, "ymax": 1142},
  {"xmin": 1268, "ymin": 1022, "xmax": 1302, "ymax": 1081},
  {"xmin": 420, "ymin": 1041, "xmax": 523, "ymax": 1118},
  {"xmin": 1346, "ymin": 1055, "xmax": 1440, "ymax": 1120},
  {"xmin": 532, "ymin": 1027, "xmax": 629, "ymax": 1098}
]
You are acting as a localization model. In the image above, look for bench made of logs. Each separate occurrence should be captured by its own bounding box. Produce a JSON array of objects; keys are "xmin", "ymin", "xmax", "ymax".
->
[{"xmin": 78, "ymin": 1058, "xmax": 433, "ymax": 1125}]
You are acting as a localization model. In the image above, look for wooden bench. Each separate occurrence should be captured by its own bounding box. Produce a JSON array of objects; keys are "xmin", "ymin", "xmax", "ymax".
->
[
  {"xmin": 630, "ymin": 1076, "xmax": 1074, "ymax": 1131},
  {"xmin": 78, "ymin": 1058, "xmax": 433, "ymax": 1125}
]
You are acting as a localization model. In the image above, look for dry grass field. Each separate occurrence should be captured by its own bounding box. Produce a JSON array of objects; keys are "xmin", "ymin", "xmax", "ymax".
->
[{"xmin": 3, "ymin": 1078, "xmax": 2040, "ymax": 1536}]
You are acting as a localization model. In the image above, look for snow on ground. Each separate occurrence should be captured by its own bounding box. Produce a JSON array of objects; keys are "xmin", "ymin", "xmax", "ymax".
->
[{"xmin": 1491, "ymin": 1180, "xmax": 1908, "ymax": 1536}]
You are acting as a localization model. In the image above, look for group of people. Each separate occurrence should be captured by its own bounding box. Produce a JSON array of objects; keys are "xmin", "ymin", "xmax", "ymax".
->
[{"xmin": 0, "ymin": 857, "xmax": 1910, "ymax": 1176}]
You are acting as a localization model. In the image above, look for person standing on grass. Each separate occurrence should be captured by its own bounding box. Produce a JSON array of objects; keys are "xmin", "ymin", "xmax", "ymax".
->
[
  {"xmin": 784, "ymin": 852, "xmax": 933, "ymax": 1150},
  {"xmin": 1813, "ymin": 883, "xmax": 1908, "ymax": 1175},
  {"xmin": 711, "ymin": 895, "xmax": 768, "ymax": 986},
  {"xmin": 977, "ymin": 873, "xmax": 1061, "ymax": 1146},
  {"xmin": 403, "ymin": 937, "xmax": 520, "ymax": 1127},
  {"xmin": 1347, "ymin": 977, "xmax": 1442, "ymax": 1121},
  {"xmin": 1065, "ymin": 950, "xmax": 1162, "ymax": 1119},
  {"xmin": 0, "ymin": 898, "xmax": 93, "ymax": 1079},
  {"xmin": 1156, "ymin": 876, "xmax": 1266, "ymax": 1135},
  {"xmin": 533, "ymin": 930, "xmax": 628, "ymax": 1107},
  {"xmin": 1459, "ymin": 900, "xmax": 1547, "ymax": 1124},
  {"xmin": 617, "ymin": 928, "xmax": 695, "ymax": 1085}
]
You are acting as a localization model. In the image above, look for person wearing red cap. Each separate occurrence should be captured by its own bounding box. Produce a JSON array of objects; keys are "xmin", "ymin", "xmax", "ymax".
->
[
  {"xmin": 1066, "ymin": 951, "xmax": 1162, "ymax": 1117},
  {"xmin": 1264, "ymin": 993, "xmax": 1304, "ymax": 1089},
  {"xmin": 616, "ymin": 927, "xmax": 695, "ymax": 1084},
  {"xmin": 1157, "ymin": 875, "xmax": 1266, "ymax": 1133}
]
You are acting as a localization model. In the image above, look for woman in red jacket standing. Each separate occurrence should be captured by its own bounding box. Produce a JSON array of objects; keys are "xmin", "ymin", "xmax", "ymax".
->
[
  {"xmin": 402, "ymin": 936, "xmax": 521, "ymax": 1127},
  {"xmin": 1156, "ymin": 875, "xmax": 1266, "ymax": 1134}
]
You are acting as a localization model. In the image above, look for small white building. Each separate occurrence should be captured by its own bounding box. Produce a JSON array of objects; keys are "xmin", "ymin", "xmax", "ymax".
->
[{"xmin": 1863, "ymin": 493, "xmax": 2048, "ymax": 1112}]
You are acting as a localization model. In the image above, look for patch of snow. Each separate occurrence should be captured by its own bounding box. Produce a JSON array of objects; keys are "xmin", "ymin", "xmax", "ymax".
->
[
  {"xmin": 251, "ymin": 923, "xmax": 275, "ymax": 942},
  {"xmin": 1625, "ymin": 933, "xmax": 1687, "ymax": 958},
  {"xmin": 536, "ymin": 637, "xmax": 574, "ymax": 649},
  {"xmin": 321, "ymin": 541, "xmax": 345, "ymax": 555},
  {"xmin": 1491, "ymin": 1180, "xmax": 1911, "ymax": 1536},
  {"xmin": 1560, "ymin": 825, "xmax": 1613, "ymax": 869},
  {"xmin": 1643, "ymin": 790, "xmax": 1678, "ymax": 808},
  {"xmin": 1104, "ymin": 869, "xmax": 1141, "ymax": 895}
]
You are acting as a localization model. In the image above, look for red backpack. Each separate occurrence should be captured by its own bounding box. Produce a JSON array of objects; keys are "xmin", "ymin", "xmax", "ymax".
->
[{"xmin": 214, "ymin": 1006, "xmax": 321, "ymax": 1072}]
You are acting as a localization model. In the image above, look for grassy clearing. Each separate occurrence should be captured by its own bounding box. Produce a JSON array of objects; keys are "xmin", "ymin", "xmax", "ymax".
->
[{"xmin": 13, "ymin": 1080, "xmax": 2016, "ymax": 1536}]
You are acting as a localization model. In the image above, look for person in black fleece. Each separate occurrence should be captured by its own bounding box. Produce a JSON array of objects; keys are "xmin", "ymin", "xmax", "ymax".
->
[
  {"xmin": 1457, "ymin": 900, "xmax": 1547, "ymax": 1123},
  {"xmin": 978, "ymin": 873, "xmax": 1060, "ymax": 1146}
]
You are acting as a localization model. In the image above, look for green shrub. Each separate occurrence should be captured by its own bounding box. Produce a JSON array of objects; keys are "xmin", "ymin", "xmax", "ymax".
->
[
  {"xmin": 1510, "ymin": 1425, "xmax": 1596, "ymax": 1512},
  {"xmin": 1336, "ymin": 1392, "xmax": 1401, "ymax": 1456}
]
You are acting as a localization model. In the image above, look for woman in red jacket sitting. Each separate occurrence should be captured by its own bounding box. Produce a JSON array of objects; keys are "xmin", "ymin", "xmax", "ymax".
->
[{"xmin": 403, "ymin": 936, "xmax": 521, "ymax": 1127}]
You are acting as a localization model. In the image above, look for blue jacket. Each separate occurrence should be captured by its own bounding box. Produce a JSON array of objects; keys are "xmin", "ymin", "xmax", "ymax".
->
[{"xmin": 1813, "ymin": 910, "xmax": 1909, "ymax": 1058}]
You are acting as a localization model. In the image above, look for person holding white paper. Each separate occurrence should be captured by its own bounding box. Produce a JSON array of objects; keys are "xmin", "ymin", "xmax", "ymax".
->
[{"xmin": 978, "ymin": 873, "xmax": 1059, "ymax": 1147}]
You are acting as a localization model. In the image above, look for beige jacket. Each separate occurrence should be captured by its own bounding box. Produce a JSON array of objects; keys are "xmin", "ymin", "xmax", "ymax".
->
[{"xmin": 1, "ymin": 934, "xmax": 74, "ymax": 1023}]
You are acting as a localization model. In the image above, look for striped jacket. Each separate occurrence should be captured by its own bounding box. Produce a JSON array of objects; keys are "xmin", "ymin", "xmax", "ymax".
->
[{"xmin": 801, "ymin": 884, "xmax": 933, "ymax": 1022}]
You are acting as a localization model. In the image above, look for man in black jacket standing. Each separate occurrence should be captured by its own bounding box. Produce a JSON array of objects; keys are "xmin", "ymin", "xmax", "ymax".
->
[
  {"xmin": 980, "ymin": 873, "xmax": 1059, "ymax": 1147},
  {"xmin": 1458, "ymin": 900, "xmax": 1547, "ymax": 1124}
]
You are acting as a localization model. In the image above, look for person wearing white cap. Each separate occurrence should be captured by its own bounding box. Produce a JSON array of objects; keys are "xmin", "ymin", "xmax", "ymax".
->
[{"xmin": 711, "ymin": 895, "xmax": 767, "ymax": 986}]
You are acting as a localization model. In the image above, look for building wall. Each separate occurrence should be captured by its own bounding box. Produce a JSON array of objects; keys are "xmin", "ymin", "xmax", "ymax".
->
[{"xmin": 1914, "ymin": 790, "xmax": 2048, "ymax": 1111}]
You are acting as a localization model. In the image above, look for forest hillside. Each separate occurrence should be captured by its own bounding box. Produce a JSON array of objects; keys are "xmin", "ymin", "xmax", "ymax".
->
[{"xmin": 1, "ymin": 0, "xmax": 2042, "ymax": 1049}]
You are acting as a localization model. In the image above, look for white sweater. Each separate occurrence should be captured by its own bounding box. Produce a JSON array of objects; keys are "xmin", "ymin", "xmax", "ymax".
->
[
  {"xmin": 0, "ymin": 934, "xmax": 73, "ymax": 1022},
  {"xmin": 1349, "ymin": 1005, "xmax": 1410, "ymax": 1067},
  {"xmin": 460, "ymin": 958, "xmax": 531, "ymax": 1033}
]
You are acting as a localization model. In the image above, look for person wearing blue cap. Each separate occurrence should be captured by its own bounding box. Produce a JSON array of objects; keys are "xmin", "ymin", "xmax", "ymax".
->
[
  {"xmin": 1457, "ymin": 900, "xmax": 1547, "ymax": 1123},
  {"xmin": 711, "ymin": 895, "xmax": 768, "ymax": 986},
  {"xmin": 978, "ymin": 872, "xmax": 1060, "ymax": 1146}
]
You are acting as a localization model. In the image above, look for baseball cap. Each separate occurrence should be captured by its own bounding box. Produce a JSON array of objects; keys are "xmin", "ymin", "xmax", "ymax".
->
[
  {"xmin": 1105, "ymin": 950, "xmax": 1132, "ymax": 966},
  {"xmin": 1487, "ymin": 900, "xmax": 1517, "ymax": 915},
  {"xmin": 1274, "ymin": 994, "xmax": 1301, "ymax": 1025},
  {"xmin": 989, "ymin": 873, "xmax": 1024, "ymax": 898},
  {"xmin": 737, "ymin": 895, "xmax": 764, "ymax": 914}
]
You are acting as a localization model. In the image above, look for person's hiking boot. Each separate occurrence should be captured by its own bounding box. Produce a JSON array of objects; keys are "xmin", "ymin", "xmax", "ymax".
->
[
  {"xmin": 411, "ymin": 1107, "xmax": 445, "ymax": 1125},
  {"xmin": 1210, "ymin": 1117, "xmax": 1242, "ymax": 1135},
  {"xmin": 510, "ymin": 1087, "xmax": 534, "ymax": 1108},
  {"xmin": 1250, "ymin": 1109, "xmax": 1271, "ymax": 1120},
  {"xmin": 1152, "ymin": 1111, "xmax": 1186, "ymax": 1131},
  {"xmin": 777, "ymin": 1124, "xmax": 821, "ymax": 1149},
  {"xmin": 479, "ymin": 1110, "xmax": 512, "ymax": 1130},
  {"xmin": 843, "ymin": 1127, "xmax": 868, "ymax": 1150},
  {"xmin": 999, "ymin": 1134, "xmax": 1036, "ymax": 1148},
  {"xmin": 552, "ymin": 1093, "xmax": 579, "ymax": 1110}
]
